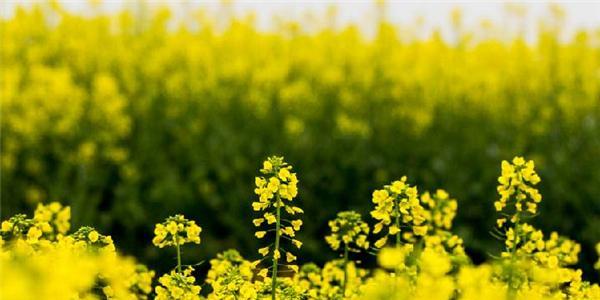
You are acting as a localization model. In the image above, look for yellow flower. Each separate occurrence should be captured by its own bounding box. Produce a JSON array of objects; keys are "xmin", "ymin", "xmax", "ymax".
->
[
  {"xmin": 278, "ymin": 168, "xmax": 290, "ymax": 180},
  {"xmin": 264, "ymin": 213, "xmax": 276, "ymax": 224},
  {"xmin": 292, "ymin": 239, "xmax": 302, "ymax": 249},
  {"xmin": 291, "ymin": 220, "xmax": 302, "ymax": 231},
  {"xmin": 255, "ymin": 231, "xmax": 266, "ymax": 238},
  {"xmin": 413, "ymin": 225, "xmax": 428, "ymax": 236},
  {"xmin": 496, "ymin": 218, "xmax": 506, "ymax": 227},
  {"xmin": 258, "ymin": 247, "xmax": 270, "ymax": 256},
  {"xmin": 252, "ymin": 218, "xmax": 264, "ymax": 226},
  {"xmin": 263, "ymin": 161, "xmax": 273, "ymax": 171},
  {"xmin": 258, "ymin": 268, "xmax": 268, "ymax": 278},
  {"xmin": 282, "ymin": 226, "xmax": 295, "ymax": 237},
  {"xmin": 88, "ymin": 230, "xmax": 99, "ymax": 242},
  {"xmin": 286, "ymin": 252, "xmax": 296, "ymax": 262},
  {"xmin": 375, "ymin": 237, "xmax": 388, "ymax": 248},
  {"xmin": 1, "ymin": 221, "xmax": 12, "ymax": 232},
  {"xmin": 27, "ymin": 226, "xmax": 42, "ymax": 242},
  {"xmin": 267, "ymin": 178, "xmax": 280, "ymax": 193},
  {"xmin": 166, "ymin": 222, "xmax": 178, "ymax": 235}
]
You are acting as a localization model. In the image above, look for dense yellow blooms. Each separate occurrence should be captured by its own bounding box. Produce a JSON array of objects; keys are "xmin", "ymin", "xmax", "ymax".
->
[
  {"xmin": 206, "ymin": 250, "xmax": 256, "ymax": 300},
  {"xmin": 2, "ymin": 156, "xmax": 600, "ymax": 299},
  {"xmin": 370, "ymin": 176, "xmax": 420, "ymax": 248},
  {"xmin": 155, "ymin": 267, "xmax": 201, "ymax": 300},
  {"xmin": 491, "ymin": 157, "xmax": 598, "ymax": 298},
  {"xmin": 326, "ymin": 211, "xmax": 370, "ymax": 251},
  {"xmin": 294, "ymin": 260, "xmax": 368, "ymax": 299},
  {"xmin": 152, "ymin": 215, "xmax": 202, "ymax": 248},
  {"xmin": 0, "ymin": 204, "xmax": 154, "ymax": 300},
  {"xmin": 33, "ymin": 202, "xmax": 71, "ymax": 236},
  {"xmin": 420, "ymin": 190, "xmax": 457, "ymax": 231},
  {"xmin": 495, "ymin": 156, "xmax": 542, "ymax": 219},
  {"xmin": 71, "ymin": 226, "xmax": 116, "ymax": 253}
]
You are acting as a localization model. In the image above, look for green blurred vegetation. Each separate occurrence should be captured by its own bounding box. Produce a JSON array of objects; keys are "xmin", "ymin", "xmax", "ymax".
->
[{"xmin": 1, "ymin": 3, "xmax": 599, "ymax": 276}]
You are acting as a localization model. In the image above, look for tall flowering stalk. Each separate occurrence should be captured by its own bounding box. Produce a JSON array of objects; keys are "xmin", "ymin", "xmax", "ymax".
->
[
  {"xmin": 153, "ymin": 215, "xmax": 203, "ymax": 299},
  {"xmin": 325, "ymin": 211, "xmax": 369, "ymax": 297},
  {"xmin": 494, "ymin": 157, "xmax": 541, "ymax": 258},
  {"xmin": 493, "ymin": 156, "xmax": 547, "ymax": 292},
  {"xmin": 252, "ymin": 156, "xmax": 303, "ymax": 300}
]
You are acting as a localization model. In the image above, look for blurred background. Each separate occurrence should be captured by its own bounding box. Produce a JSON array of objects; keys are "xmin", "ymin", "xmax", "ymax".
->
[{"xmin": 1, "ymin": 1, "xmax": 599, "ymax": 279}]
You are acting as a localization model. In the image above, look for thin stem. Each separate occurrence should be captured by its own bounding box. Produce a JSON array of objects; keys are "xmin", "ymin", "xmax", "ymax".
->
[
  {"xmin": 176, "ymin": 241, "xmax": 182, "ymax": 274},
  {"xmin": 342, "ymin": 243, "xmax": 349, "ymax": 297},
  {"xmin": 271, "ymin": 195, "xmax": 282, "ymax": 300},
  {"xmin": 507, "ymin": 191, "xmax": 522, "ymax": 297}
]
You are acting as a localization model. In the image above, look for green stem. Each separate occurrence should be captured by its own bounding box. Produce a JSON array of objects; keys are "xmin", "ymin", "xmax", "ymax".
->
[
  {"xmin": 508, "ymin": 193, "xmax": 522, "ymax": 298},
  {"xmin": 342, "ymin": 243, "xmax": 349, "ymax": 297},
  {"xmin": 271, "ymin": 195, "xmax": 282, "ymax": 300},
  {"xmin": 176, "ymin": 241, "xmax": 182, "ymax": 274}
]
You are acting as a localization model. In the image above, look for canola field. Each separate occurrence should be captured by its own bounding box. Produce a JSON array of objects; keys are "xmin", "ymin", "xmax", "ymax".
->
[
  {"xmin": 1, "ymin": 2, "xmax": 600, "ymax": 299},
  {"xmin": 2, "ymin": 156, "xmax": 600, "ymax": 299}
]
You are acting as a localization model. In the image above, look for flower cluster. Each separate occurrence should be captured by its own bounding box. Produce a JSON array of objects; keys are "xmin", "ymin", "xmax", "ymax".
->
[
  {"xmin": 71, "ymin": 226, "xmax": 115, "ymax": 252},
  {"xmin": 295, "ymin": 260, "xmax": 368, "ymax": 299},
  {"xmin": 100, "ymin": 255, "xmax": 156, "ymax": 299},
  {"xmin": 418, "ymin": 190, "xmax": 466, "ymax": 258},
  {"xmin": 1, "ymin": 214, "xmax": 39, "ymax": 243},
  {"xmin": 370, "ymin": 176, "xmax": 422, "ymax": 248},
  {"xmin": 155, "ymin": 267, "xmax": 201, "ymax": 300},
  {"xmin": 128, "ymin": 265, "xmax": 156, "ymax": 300},
  {"xmin": 206, "ymin": 250, "xmax": 256, "ymax": 300},
  {"xmin": 420, "ymin": 190, "xmax": 457, "ymax": 231},
  {"xmin": 33, "ymin": 202, "xmax": 71, "ymax": 237},
  {"xmin": 252, "ymin": 156, "xmax": 303, "ymax": 296},
  {"xmin": 0, "ymin": 204, "xmax": 154, "ymax": 300},
  {"xmin": 505, "ymin": 225, "xmax": 580, "ymax": 269},
  {"xmin": 495, "ymin": 156, "xmax": 542, "ymax": 222},
  {"xmin": 253, "ymin": 156, "xmax": 300, "ymax": 212},
  {"xmin": 422, "ymin": 233, "xmax": 467, "ymax": 260},
  {"xmin": 1, "ymin": 203, "xmax": 74, "ymax": 247},
  {"xmin": 325, "ymin": 211, "xmax": 370, "ymax": 251},
  {"xmin": 153, "ymin": 215, "xmax": 202, "ymax": 248}
]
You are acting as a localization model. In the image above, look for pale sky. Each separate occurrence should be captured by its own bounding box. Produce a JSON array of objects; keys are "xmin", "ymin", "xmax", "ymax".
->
[{"xmin": 3, "ymin": 1, "xmax": 600, "ymax": 41}]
